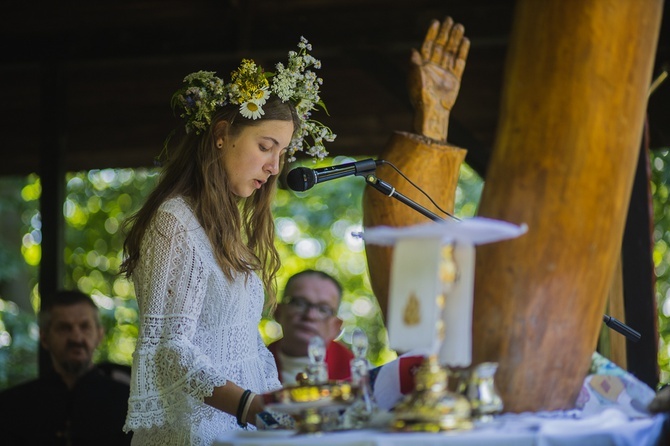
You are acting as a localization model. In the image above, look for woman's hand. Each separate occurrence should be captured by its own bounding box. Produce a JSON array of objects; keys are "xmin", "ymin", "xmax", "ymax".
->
[{"xmin": 408, "ymin": 16, "xmax": 470, "ymax": 142}]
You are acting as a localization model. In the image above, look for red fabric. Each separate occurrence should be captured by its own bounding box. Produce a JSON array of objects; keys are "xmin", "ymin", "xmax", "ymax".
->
[
  {"xmin": 398, "ymin": 355, "xmax": 425, "ymax": 394},
  {"xmin": 268, "ymin": 340, "xmax": 354, "ymax": 383},
  {"xmin": 324, "ymin": 340, "xmax": 355, "ymax": 381}
]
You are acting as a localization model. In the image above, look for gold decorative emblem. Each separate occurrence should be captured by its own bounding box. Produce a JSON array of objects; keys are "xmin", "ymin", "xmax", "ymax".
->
[
  {"xmin": 403, "ymin": 293, "xmax": 421, "ymax": 326},
  {"xmin": 436, "ymin": 293, "xmax": 446, "ymax": 310},
  {"xmin": 436, "ymin": 319, "xmax": 445, "ymax": 341},
  {"xmin": 440, "ymin": 245, "xmax": 457, "ymax": 284}
]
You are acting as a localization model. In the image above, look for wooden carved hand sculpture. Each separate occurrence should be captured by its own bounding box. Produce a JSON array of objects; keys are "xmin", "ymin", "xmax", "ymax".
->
[{"xmin": 408, "ymin": 16, "xmax": 470, "ymax": 142}]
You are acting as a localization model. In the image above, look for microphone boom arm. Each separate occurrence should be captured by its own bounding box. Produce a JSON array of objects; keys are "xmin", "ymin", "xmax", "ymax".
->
[
  {"xmin": 364, "ymin": 174, "xmax": 444, "ymax": 222},
  {"xmin": 603, "ymin": 314, "xmax": 641, "ymax": 342}
]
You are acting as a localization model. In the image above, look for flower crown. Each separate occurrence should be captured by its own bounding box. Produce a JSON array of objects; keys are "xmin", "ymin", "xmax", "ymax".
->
[{"xmin": 170, "ymin": 37, "xmax": 336, "ymax": 161}]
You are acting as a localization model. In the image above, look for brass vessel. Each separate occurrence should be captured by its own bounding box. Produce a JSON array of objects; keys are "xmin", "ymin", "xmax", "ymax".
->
[{"xmin": 392, "ymin": 356, "xmax": 472, "ymax": 432}]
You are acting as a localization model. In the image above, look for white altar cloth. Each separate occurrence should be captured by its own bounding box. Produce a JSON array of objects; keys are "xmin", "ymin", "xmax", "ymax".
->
[{"xmin": 213, "ymin": 408, "xmax": 667, "ymax": 446}]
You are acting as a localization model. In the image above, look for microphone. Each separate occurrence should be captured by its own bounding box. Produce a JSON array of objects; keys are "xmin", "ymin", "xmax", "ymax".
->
[{"xmin": 286, "ymin": 158, "xmax": 382, "ymax": 191}]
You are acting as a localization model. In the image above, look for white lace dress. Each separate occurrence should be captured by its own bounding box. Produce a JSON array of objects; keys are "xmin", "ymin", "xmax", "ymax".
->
[{"xmin": 124, "ymin": 196, "xmax": 282, "ymax": 445}]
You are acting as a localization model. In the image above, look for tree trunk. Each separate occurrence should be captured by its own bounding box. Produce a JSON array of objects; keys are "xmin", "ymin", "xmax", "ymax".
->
[{"xmin": 473, "ymin": 0, "xmax": 663, "ymax": 412}]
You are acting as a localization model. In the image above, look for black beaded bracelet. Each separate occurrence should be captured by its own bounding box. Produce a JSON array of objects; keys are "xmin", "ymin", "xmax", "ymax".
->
[{"xmin": 236, "ymin": 389, "xmax": 252, "ymax": 428}]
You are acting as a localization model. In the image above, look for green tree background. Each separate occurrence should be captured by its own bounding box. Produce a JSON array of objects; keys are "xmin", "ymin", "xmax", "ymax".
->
[
  {"xmin": 651, "ymin": 148, "xmax": 670, "ymax": 380},
  {"xmin": 2, "ymin": 150, "xmax": 670, "ymax": 390}
]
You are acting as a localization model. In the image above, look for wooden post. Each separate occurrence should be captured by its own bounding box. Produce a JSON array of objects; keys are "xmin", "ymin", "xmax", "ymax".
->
[
  {"xmin": 621, "ymin": 125, "xmax": 659, "ymax": 389},
  {"xmin": 472, "ymin": 0, "xmax": 663, "ymax": 412},
  {"xmin": 38, "ymin": 60, "xmax": 66, "ymax": 376},
  {"xmin": 603, "ymin": 257, "xmax": 627, "ymax": 369}
]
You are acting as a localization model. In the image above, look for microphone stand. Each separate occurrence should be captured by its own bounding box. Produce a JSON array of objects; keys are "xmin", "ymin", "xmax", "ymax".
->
[
  {"xmin": 363, "ymin": 172, "xmax": 641, "ymax": 342},
  {"xmin": 364, "ymin": 174, "xmax": 444, "ymax": 222}
]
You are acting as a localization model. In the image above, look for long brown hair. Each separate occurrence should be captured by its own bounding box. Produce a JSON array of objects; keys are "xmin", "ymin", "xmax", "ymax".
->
[{"xmin": 120, "ymin": 96, "xmax": 298, "ymax": 311}]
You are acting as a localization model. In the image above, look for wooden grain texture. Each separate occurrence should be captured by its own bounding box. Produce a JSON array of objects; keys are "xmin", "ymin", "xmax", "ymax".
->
[
  {"xmin": 472, "ymin": 0, "xmax": 663, "ymax": 412},
  {"xmin": 362, "ymin": 131, "xmax": 466, "ymax": 320}
]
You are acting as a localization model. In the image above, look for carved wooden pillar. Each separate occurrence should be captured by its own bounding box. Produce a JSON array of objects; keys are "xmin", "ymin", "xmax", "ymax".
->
[
  {"xmin": 472, "ymin": 0, "xmax": 663, "ymax": 412},
  {"xmin": 363, "ymin": 132, "xmax": 466, "ymax": 320}
]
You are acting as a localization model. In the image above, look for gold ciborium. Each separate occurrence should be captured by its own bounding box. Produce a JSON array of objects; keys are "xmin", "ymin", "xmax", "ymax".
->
[
  {"xmin": 392, "ymin": 355, "xmax": 472, "ymax": 432},
  {"xmin": 263, "ymin": 336, "xmax": 359, "ymax": 433}
]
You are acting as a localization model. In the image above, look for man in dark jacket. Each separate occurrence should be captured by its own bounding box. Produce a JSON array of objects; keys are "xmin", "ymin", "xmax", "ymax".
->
[{"xmin": 0, "ymin": 290, "xmax": 131, "ymax": 445}]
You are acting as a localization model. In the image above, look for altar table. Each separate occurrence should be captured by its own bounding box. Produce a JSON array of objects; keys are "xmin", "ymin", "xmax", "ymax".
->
[{"xmin": 213, "ymin": 408, "xmax": 668, "ymax": 446}]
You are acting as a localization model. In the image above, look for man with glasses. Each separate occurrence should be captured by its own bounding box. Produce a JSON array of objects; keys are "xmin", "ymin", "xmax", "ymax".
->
[{"xmin": 269, "ymin": 270, "xmax": 354, "ymax": 385}]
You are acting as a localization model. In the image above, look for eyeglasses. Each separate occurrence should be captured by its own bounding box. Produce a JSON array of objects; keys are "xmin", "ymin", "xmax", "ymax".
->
[{"xmin": 283, "ymin": 296, "xmax": 336, "ymax": 320}]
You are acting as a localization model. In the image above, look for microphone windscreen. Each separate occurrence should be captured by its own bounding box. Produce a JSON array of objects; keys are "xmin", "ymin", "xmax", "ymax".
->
[{"xmin": 286, "ymin": 167, "xmax": 316, "ymax": 191}]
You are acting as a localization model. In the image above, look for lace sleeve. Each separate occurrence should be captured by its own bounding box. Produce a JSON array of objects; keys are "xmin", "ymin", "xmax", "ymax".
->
[
  {"xmin": 125, "ymin": 207, "xmax": 227, "ymax": 430},
  {"xmin": 257, "ymin": 331, "xmax": 282, "ymax": 392}
]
